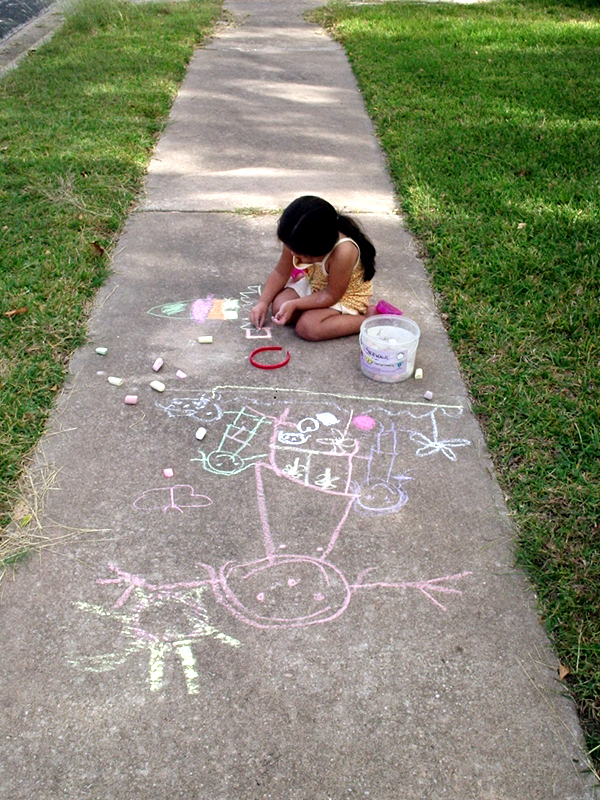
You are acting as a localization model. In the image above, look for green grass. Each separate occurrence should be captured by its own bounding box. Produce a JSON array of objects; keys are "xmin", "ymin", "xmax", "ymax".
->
[
  {"xmin": 0, "ymin": 0, "xmax": 221, "ymax": 538},
  {"xmin": 313, "ymin": 0, "xmax": 600, "ymax": 768}
]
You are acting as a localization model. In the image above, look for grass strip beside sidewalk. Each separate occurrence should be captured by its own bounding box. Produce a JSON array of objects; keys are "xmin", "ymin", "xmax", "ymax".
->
[
  {"xmin": 0, "ymin": 1, "xmax": 221, "ymax": 544},
  {"xmin": 313, "ymin": 0, "xmax": 600, "ymax": 768}
]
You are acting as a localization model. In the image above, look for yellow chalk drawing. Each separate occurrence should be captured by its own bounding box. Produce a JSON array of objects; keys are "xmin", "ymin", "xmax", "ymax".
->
[{"xmin": 70, "ymin": 567, "xmax": 240, "ymax": 695}]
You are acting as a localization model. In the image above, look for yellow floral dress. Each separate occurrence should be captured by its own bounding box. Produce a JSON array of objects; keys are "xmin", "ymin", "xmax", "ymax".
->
[{"xmin": 292, "ymin": 237, "xmax": 373, "ymax": 315}]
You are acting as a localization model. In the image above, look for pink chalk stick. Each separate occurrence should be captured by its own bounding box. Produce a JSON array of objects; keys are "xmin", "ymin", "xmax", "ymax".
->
[
  {"xmin": 376, "ymin": 299, "xmax": 403, "ymax": 316},
  {"xmin": 124, "ymin": 395, "xmax": 138, "ymax": 405},
  {"xmin": 152, "ymin": 358, "xmax": 163, "ymax": 372},
  {"xmin": 163, "ymin": 468, "xmax": 174, "ymax": 478}
]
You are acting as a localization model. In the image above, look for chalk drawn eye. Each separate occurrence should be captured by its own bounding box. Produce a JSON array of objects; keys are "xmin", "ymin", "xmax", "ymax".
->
[{"xmin": 206, "ymin": 451, "xmax": 245, "ymax": 474}]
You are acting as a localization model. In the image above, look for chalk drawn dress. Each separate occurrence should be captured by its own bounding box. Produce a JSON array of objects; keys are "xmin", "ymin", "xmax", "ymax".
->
[{"xmin": 290, "ymin": 237, "xmax": 373, "ymax": 315}]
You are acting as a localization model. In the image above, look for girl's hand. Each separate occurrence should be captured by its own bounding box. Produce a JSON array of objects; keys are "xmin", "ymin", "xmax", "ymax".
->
[
  {"xmin": 272, "ymin": 300, "xmax": 297, "ymax": 326},
  {"xmin": 249, "ymin": 301, "xmax": 269, "ymax": 329}
]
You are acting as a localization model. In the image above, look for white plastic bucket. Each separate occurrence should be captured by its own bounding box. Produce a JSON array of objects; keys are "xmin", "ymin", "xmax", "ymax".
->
[{"xmin": 359, "ymin": 315, "xmax": 420, "ymax": 383}]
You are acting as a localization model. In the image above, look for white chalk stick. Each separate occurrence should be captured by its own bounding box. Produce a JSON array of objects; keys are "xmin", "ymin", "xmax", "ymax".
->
[
  {"xmin": 124, "ymin": 395, "xmax": 138, "ymax": 405},
  {"xmin": 423, "ymin": 390, "xmax": 433, "ymax": 401},
  {"xmin": 197, "ymin": 336, "xmax": 213, "ymax": 344},
  {"xmin": 150, "ymin": 380, "xmax": 165, "ymax": 393},
  {"xmin": 152, "ymin": 358, "xmax": 163, "ymax": 372},
  {"xmin": 195, "ymin": 426, "xmax": 207, "ymax": 441},
  {"xmin": 108, "ymin": 376, "xmax": 123, "ymax": 386},
  {"xmin": 176, "ymin": 369, "xmax": 187, "ymax": 379},
  {"xmin": 95, "ymin": 347, "xmax": 108, "ymax": 355},
  {"xmin": 163, "ymin": 468, "xmax": 174, "ymax": 478},
  {"xmin": 414, "ymin": 368, "xmax": 423, "ymax": 380}
]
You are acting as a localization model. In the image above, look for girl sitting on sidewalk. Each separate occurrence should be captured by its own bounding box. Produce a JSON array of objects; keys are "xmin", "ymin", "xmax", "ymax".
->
[{"xmin": 249, "ymin": 196, "xmax": 377, "ymax": 341}]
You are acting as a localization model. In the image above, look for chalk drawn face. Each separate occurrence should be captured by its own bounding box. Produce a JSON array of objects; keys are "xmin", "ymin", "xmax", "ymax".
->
[
  {"xmin": 355, "ymin": 481, "xmax": 408, "ymax": 515},
  {"xmin": 217, "ymin": 556, "xmax": 351, "ymax": 629},
  {"xmin": 206, "ymin": 450, "xmax": 246, "ymax": 474}
]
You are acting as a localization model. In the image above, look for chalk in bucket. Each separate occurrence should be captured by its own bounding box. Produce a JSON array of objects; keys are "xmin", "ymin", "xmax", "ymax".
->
[{"xmin": 360, "ymin": 315, "xmax": 420, "ymax": 383}]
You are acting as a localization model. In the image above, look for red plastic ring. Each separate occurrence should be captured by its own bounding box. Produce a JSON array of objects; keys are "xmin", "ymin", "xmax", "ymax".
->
[{"xmin": 249, "ymin": 346, "xmax": 291, "ymax": 370}]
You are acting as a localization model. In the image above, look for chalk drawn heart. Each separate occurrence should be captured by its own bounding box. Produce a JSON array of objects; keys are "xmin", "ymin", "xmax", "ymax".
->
[{"xmin": 133, "ymin": 485, "xmax": 213, "ymax": 514}]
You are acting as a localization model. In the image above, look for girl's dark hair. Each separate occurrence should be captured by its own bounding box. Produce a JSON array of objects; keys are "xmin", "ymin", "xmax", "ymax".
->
[{"xmin": 277, "ymin": 196, "xmax": 376, "ymax": 280}]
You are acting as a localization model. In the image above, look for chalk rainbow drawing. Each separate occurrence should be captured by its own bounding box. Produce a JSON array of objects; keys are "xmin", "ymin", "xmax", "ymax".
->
[
  {"xmin": 133, "ymin": 485, "xmax": 213, "ymax": 514},
  {"xmin": 147, "ymin": 297, "xmax": 240, "ymax": 322}
]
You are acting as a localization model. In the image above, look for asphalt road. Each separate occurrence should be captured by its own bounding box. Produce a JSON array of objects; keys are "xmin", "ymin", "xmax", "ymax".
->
[{"xmin": 0, "ymin": 0, "xmax": 53, "ymax": 40}]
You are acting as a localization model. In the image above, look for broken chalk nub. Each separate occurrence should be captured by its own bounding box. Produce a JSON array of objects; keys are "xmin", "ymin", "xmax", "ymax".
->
[
  {"xmin": 150, "ymin": 380, "xmax": 165, "ymax": 393},
  {"xmin": 163, "ymin": 468, "xmax": 174, "ymax": 478},
  {"xmin": 152, "ymin": 358, "xmax": 163, "ymax": 372},
  {"xmin": 195, "ymin": 426, "xmax": 207, "ymax": 441},
  {"xmin": 423, "ymin": 390, "xmax": 433, "ymax": 401},
  {"xmin": 176, "ymin": 369, "xmax": 187, "ymax": 379},
  {"xmin": 197, "ymin": 336, "xmax": 213, "ymax": 344},
  {"xmin": 108, "ymin": 376, "xmax": 123, "ymax": 386},
  {"xmin": 95, "ymin": 346, "xmax": 108, "ymax": 356},
  {"xmin": 414, "ymin": 368, "xmax": 423, "ymax": 380},
  {"xmin": 124, "ymin": 395, "xmax": 138, "ymax": 405}
]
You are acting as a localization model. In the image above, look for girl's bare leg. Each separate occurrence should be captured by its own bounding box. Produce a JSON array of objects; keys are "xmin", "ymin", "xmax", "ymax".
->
[{"xmin": 295, "ymin": 306, "xmax": 377, "ymax": 341}]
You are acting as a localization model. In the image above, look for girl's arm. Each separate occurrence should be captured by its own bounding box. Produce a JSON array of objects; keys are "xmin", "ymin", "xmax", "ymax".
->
[
  {"xmin": 272, "ymin": 240, "xmax": 357, "ymax": 325},
  {"xmin": 249, "ymin": 246, "xmax": 295, "ymax": 328}
]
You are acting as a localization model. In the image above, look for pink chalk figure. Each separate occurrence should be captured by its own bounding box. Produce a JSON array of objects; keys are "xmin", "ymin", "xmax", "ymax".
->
[
  {"xmin": 90, "ymin": 462, "xmax": 469, "ymax": 640},
  {"xmin": 133, "ymin": 485, "xmax": 212, "ymax": 514},
  {"xmin": 194, "ymin": 464, "xmax": 470, "ymax": 629}
]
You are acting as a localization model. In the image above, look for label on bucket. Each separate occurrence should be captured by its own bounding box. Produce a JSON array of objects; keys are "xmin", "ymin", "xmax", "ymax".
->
[{"xmin": 361, "ymin": 343, "xmax": 409, "ymax": 376}]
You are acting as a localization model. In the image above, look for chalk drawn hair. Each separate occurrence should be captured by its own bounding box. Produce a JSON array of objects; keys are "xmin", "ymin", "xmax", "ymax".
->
[{"xmin": 277, "ymin": 196, "xmax": 376, "ymax": 281}]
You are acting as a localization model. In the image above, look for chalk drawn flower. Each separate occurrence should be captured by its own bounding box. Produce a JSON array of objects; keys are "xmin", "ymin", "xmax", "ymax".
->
[{"xmin": 409, "ymin": 432, "xmax": 471, "ymax": 461}]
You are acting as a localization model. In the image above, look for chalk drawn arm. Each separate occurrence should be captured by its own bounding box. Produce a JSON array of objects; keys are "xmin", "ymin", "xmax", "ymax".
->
[
  {"xmin": 351, "ymin": 570, "xmax": 473, "ymax": 612},
  {"xmin": 250, "ymin": 247, "xmax": 294, "ymax": 328}
]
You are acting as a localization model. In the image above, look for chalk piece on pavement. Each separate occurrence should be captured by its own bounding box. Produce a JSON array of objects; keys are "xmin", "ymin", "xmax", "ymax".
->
[
  {"xmin": 150, "ymin": 380, "xmax": 165, "ymax": 392},
  {"xmin": 108, "ymin": 376, "xmax": 123, "ymax": 386},
  {"xmin": 195, "ymin": 426, "xmax": 207, "ymax": 441},
  {"xmin": 198, "ymin": 336, "xmax": 213, "ymax": 344},
  {"xmin": 176, "ymin": 370, "xmax": 187, "ymax": 379},
  {"xmin": 95, "ymin": 346, "xmax": 108, "ymax": 356},
  {"xmin": 415, "ymin": 368, "xmax": 423, "ymax": 380},
  {"xmin": 423, "ymin": 390, "xmax": 433, "ymax": 401},
  {"xmin": 163, "ymin": 468, "xmax": 174, "ymax": 478},
  {"xmin": 152, "ymin": 358, "xmax": 164, "ymax": 372},
  {"xmin": 124, "ymin": 395, "xmax": 138, "ymax": 405}
]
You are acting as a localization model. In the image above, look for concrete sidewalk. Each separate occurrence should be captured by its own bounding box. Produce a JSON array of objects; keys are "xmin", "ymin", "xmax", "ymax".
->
[{"xmin": 0, "ymin": 1, "xmax": 595, "ymax": 798}]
